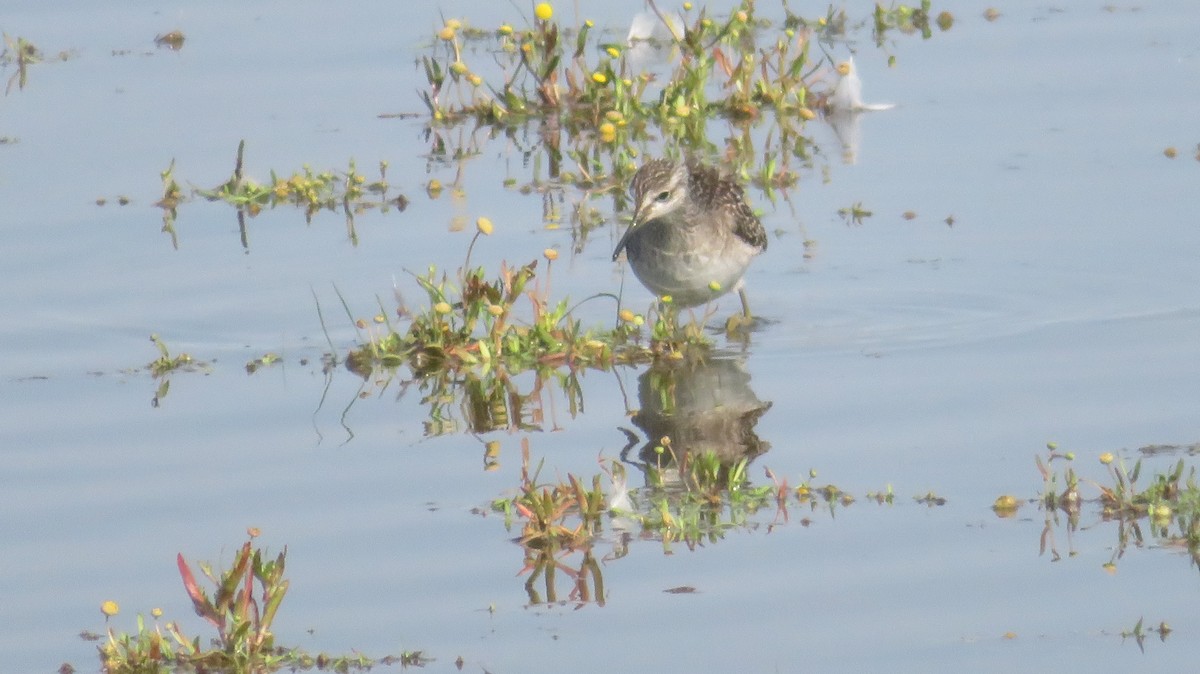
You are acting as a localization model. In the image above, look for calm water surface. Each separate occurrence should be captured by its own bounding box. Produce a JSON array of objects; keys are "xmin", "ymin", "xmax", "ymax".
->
[{"xmin": 3, "ymin": 1, "xmax": 1200, "ymax": 672}]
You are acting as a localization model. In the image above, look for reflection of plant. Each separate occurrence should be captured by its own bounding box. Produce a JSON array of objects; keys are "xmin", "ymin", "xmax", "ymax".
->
[
  {"xmin": 1019, "ymin": 444, "xmax": 1200, "ymax": 571},
  {"xmin": 491, "ymin": 438, "xmax": 910, "ymax": 592}
]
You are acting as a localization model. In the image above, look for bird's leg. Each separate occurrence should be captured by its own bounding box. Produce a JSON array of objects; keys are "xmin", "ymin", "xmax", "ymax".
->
[
  {"xmin": 725, "ymin": 287, "xmax": 754, "ymax": 333},
  {"xmin": 737, "ymin": 287, "xmax": 752, "ymax": 320}
]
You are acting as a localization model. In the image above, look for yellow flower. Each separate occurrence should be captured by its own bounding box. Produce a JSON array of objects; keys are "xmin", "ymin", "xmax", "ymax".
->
[
  {"xmin": 101, "ymin": 601, "xmax": 120, "ymax": 617},
  {"xmin": 605, "ymin": 46, "xmax": 620, "ymax": 58},
  {"xmin": 544, "ymin": 248, "xmax": 559, "ymax": 261},
  {"xmin": 591, "ymin": 71, "xmax": 607, "ymax": 84},
  {"xmin": 467, "ymin": 74, "xmax": 482, "ymax": 87},
  {"xmin": 445, "ymin": 19, "xmax": 462, "ymax": 31},
  {"xmin": 708, "ymin": 280, "xmax": 722, "ymax": 292},
  {"xmin": 498, "ymin": 24, "xmax": 513, "ymax": 36},
  {"xmin": 618, "ymin": 309, "xmax": 636, "ymax": 323},
  {"xmin": 598, "ymin": 122, "xmax": 616, "ymax": 143},
  {"xmin": 487, "ymin": 304, "xmax": 505, "ymax": 317},
  {"xmin": 151, "ymin": 607, "xmax": 163, "ymax": 618},
  {"xmin": 798, "ymin": 107, "xmax": 816, "ymax": 121},
  {"xmin": 476, "ymin": 216, "xmax": 494, "ymax": 235},
  {"xmin": 660, "ymin": 295, "xmax": 673, "ymax": 304},
  {"xmin": 450, "ymin": 61, "xmax": 468, "ymax": 75},
  {"xmin": 683, "ymin": 1, "xmax": 693, "ymax": 9},
  {"xmin": 434, "ymin": 302, "xmax": 452, "ymax": 315},
  {"xmin": 534, "ymin": 3, "xmax": 553, "ymax": 20},
  {"xmin": 992, "ymin": 495, "xmax": 1019, "ymax": 518},
  {"xmin": 1099, "ymin": 452, "xmax": 1114, "ymax": 465},
  {"xmin": 438, "ymin": 26, "xmax": 456, "ymax": 41}
]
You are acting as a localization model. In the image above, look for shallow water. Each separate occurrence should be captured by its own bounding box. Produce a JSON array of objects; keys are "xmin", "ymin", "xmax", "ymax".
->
[{"xmin": 3, "ymin": 1, "xmax": 1200, "ymax": 672}]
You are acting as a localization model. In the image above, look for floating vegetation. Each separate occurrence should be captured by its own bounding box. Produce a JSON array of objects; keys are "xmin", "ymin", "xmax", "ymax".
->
[
  {"xmin": 1020, "ymin": 442, "xmax": 1200, "ymax": 569},
  {"xmin": 156, "ymin": 141, "xmax": 409, "ymax": 250},
  {"xmin": 837, "ymin": 200, "xmax": 873, "ymax": 225},
  {"xmin": 153, "ymin": 30, "xmax": 186, "ymax": 51},
  {"xmin": 341, "ymin": 222, "xmax": 712, "ymax": 380},
  {"xmin": 147, "ymin": 333, "xmax": 198, "ymax": 377},
  {"xmin": 411, "ymin": 0, "xmax": 948, "ymax": 225},
  {"xmin": 488, "ymin": 433, "xmax": 918, "ymax": 596},
  {"xmin": 1, "ymin": 33, "xmax": 76, "ymax": 94},
  {"xmin": 145, "ymin": 334, "xmax": 208, "ymax": 408},
  {"xmin": 93, "ymin": 529, "xmax": 427, "ymax": 673},
  {"xmin": 1120, "ymin": 616, "xmax": 1172, "ymax": 654},
  {"xmin": 2, "ymin": 34, "xmax": 41, "ymax": 93}
]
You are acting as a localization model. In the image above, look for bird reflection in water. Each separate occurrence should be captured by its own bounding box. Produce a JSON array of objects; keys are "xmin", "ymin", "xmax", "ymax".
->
[{"xmin": 619, "ymin": 356, "xmax": 772, "ymax": 487}]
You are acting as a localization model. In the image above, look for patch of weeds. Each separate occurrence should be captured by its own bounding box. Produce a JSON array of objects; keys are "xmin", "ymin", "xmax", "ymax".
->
[
  {"xmin": 491, "ymin": 437, "xmax": 925, "ymax": 587},
  {"xmin": 1, "ymin": 33, "xmax": 75, "ymax": 94},
  {"xmin": 146, "ymin": 334, "xmax": 207, "ymax": 407},
  {"xmin": 93, "ymin": 529, "xmax": 423, "ymax": 673},
  {"xmin": 837, "ymin": 201, "xmax": 873, "ymax": 225},
  {"xmin": 486, "ymin": 439, "xmax": 608, "ymax": 605},
  {"xmin": 1120, "ymin": 616, "xmax": 1172, "ymax": 653},
  {"xmin": 1016, "ymin": 441, "xmax": 1200, "ymax": 570},
  {"xmin": 158, "ymin": 141, "xmax": 408, "ymax": 249},
  {"xmin": 1035, "ymin": 442, "xmax": 1080, "ymax": 512},
  {"xmin": 155, "ymin": 160, "xmax": 183, "ymax": 249},
  {"xmin": 341, "ymin": 222, "xmax": 710, "ymax": 380},
  {"xmin": 416, "ymin": 1, "xmax": 945, "ymax": 202},
  {"xmin": 147, "ymin": 333, "xmax": 193, "ymax": 377},
  {"xmin": 872, "ymin": 1, "xmax": 940, "ymax": 47},
  {"xmin": 2, "ymin": 34, "xmax": 41, "ymax": 93},
  {"xmin": 245, "ymin": 353, "xmax": 280, "ymax": 374}
]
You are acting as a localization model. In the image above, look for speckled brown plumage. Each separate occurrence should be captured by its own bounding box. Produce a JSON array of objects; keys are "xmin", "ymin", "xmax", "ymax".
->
[{"xmin": 613, "ymin": 158, "xmax": 767, "ymax": 318}]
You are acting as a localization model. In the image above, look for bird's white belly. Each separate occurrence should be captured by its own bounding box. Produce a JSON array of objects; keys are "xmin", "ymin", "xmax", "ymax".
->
[{"xmin": 627, "ymin": 229, "xmax": 756, "ymax": 307}]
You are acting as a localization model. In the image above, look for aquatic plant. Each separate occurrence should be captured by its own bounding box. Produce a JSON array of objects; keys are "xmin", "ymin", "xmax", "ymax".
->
[
  {"xmin": 94, "ymin": 529, "xmax": 426, "ymax": 673},
  {"xmin": 1021, "ymin": 442, "xmax": 1200, "ymax": 570},
  {"xmin": 341, "ymin": 217, "xmax": 720, "ymax": 379},
  {"xmin": 417, "ymin": 0, "xmax": 946, "ymax": 190},
  {"xmin": 155, "ymin": 142, "xmax": 409, "ymax": 250}
]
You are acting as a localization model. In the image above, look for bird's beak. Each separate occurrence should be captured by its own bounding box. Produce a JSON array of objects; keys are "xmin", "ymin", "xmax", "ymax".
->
[{"xmin": 612, "ymin": 209, "xmax": 643, "ymax": 262}]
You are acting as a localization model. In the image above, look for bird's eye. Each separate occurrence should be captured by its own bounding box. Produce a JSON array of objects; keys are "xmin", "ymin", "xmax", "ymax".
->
[{"xmin": 655, "ymin": 190, "xmax": 671, "ymax": 202}]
